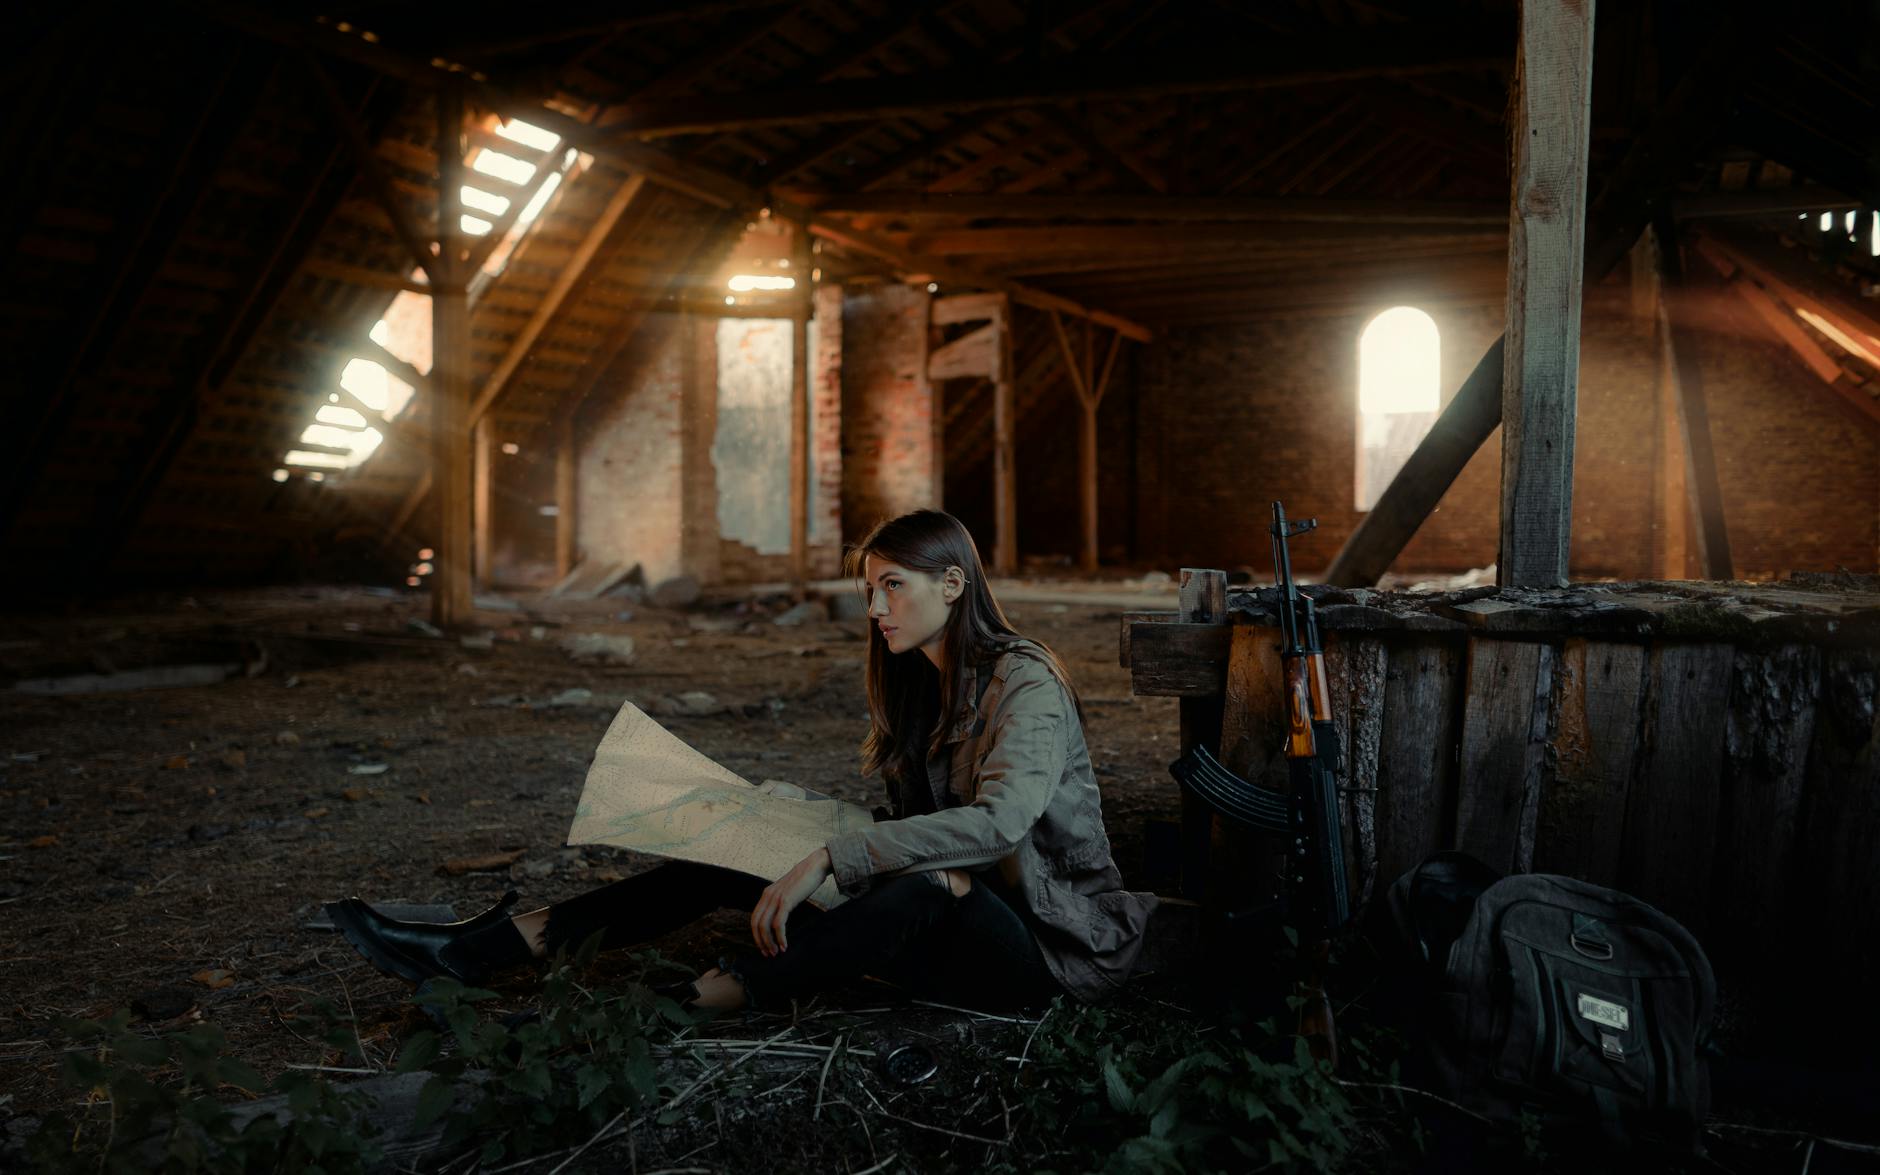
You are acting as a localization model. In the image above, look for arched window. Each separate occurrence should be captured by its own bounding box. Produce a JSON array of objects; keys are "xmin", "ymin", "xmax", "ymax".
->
[{"xmin": 1355, "ymin": 306, "xmax": 1441, "ymax": 511}]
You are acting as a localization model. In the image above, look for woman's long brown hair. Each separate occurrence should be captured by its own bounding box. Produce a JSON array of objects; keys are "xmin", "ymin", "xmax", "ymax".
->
[{"xmin": 846, "ymin": 509, "xmax": 1082, "ymax": 790}]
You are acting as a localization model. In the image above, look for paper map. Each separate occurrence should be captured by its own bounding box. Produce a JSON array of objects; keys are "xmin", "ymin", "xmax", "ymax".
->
[{"xmin": 566, "ymin": 701, "xmax": 874, "ymax": 908}]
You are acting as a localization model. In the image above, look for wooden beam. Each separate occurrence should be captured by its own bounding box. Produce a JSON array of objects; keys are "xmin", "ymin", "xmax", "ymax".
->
[
  {"xmin": 789, "ymin": 221, "xmax": 811, "ymax": 591},
  {"xmin": 304, "ymin": 54, "xmax": 436, "ymax": 282},
  {"xmin": 471, "ymin": 420, "xmax": 492, "ymax": 588},
  {"xmin": 302, "ymin": 257, "xmax": 431, "ymax": 292},
  {"xmin": 899, "ymin": 223, "xmax": 1502, "ymax": 257},
  {"xmin": 556, "ymin": 209, "xmax": 745, "ymax": 425},
  {"xmin": 1673, "ymin": 186, "xmax": 1861, "ymax": 220},
  {"xmin": 1323, "ymin": 14, "xmax": 1748, "ymax": 586},
  {"xmin": 597, "ymin": 36, "xmax": 1509, "ymax": 139},
  {"xmin": 430, "ymin": 76, "xmax": 472, "ymax": 627},
  {"xmin": 217, "ymin": 7, "xmax": 1153, "ymax": 345},
  {"xmin": 790, "ymin": 192, "xmax": 1506, "ymax": 224},
  {"xmin": 465, "ymin": 172, "xmax": 645, "ymax": 430},
  {"xmin": 1497, "ymin": 0, "xmax": 1596, "ymax": 589},
  {"xmin": 554, "ymin": 414, "xmax": 576, "ymax": 579},
  {"xmin": 992, "ymin": 302, "xmax": 1017, "ymax": 574},
  {"xmin": 1658, "ymin": 228, "xmax": 1736, "ymax": 579},
  {"xmin": 1693, "ymin": 231, "xmax": 1880, "ymax": 367},
  {"xmin": 1724, "ymin": 267, "xmax": 1880, "ymax": 430}
]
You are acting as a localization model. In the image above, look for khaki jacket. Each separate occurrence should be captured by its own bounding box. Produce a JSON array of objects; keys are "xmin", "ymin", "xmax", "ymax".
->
[{"xmin": 825, "ymin": 641, "xmax": 1158, "ymax": 1001}]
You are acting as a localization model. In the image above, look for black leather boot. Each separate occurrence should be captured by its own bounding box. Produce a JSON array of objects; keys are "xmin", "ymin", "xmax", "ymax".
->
[{"xmin": 326, "ymin": 891, "xmax": 535, "ymax": 987}]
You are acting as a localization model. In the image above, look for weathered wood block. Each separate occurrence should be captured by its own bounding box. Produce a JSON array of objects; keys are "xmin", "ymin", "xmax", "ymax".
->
[
  {"xmin": 1374, "ymin": 639, "xmax": 1463, "ymax": 889},
  {"xmin": 1455, "ymin": 638, "xmax": 1556, "ymax": 875},
  {"xmin": 1128, "ymin": 621, "xmax": 1231, "ymax": 697},
  {"xmin": 1620, "ymin": 643, "xmax": 1734, "ymax": 934},
  {"xmin": 1532, "ymin": 639, "xmax": 1647, "ymax": 886}
]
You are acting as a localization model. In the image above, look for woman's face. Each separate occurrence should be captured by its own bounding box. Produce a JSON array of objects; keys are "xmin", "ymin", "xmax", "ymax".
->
[{"xmin": 863, "ymin": 554, "xmax": 961, "ymax": 666}]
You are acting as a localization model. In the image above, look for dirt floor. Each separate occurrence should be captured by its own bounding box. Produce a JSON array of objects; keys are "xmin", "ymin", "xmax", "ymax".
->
[
  {"xmin": 6, "ymin": 582, "xmax": 1879, "ymax": 1172},
  {"xmin": 0, "ymin": 580, "xmax": 1192, "ymax": 1164}
]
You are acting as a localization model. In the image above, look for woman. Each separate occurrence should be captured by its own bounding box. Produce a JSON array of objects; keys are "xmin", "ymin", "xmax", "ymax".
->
[{"xmin": 329, "ymin": 509, "xmax": 1157, "ymax": 1013}]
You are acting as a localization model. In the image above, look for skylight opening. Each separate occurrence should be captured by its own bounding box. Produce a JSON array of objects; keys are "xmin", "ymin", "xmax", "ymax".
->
[
  {"xmin": 316, "ymin": 404, "xmax": 369, "ymax": 428},
  {"xmin": 471, "ymin": 149, "xmax": 535, "ymax": 185},
  {"xmin": 461, "ymin": 186, "xmax": 510, "ymax": 216},
  {"xmin": 283, "ymin": 449, "xmax": 350, "ymax": 470},
  {"xmin": 728, "ymin": 274, "xmax": 797, "ymax": 292},
  {"xmin": 340, "ymin": 357, "xmax": 415, "ymax": 418},
  {"xmin": 461, "ymin": 213, "xmax": 494, "ymax": 236},
  {"xmin": 516, "ymin": 171, "xmax": 562, "ymax": 227},
  {"xmin": 495, "ymin": 118, "xmax": 560, "ymax": 152}
]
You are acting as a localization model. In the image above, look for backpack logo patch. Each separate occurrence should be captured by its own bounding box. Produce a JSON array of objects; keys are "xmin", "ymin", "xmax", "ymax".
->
[{"xmin": 1577, "ymin": 993, "xmax": 1631, "ymax": 1032}]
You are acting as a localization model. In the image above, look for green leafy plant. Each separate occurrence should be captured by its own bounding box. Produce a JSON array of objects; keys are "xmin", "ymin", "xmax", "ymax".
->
[
  {"xmin": 997, "ymin": 1003, "xmax": 1361, "ymax": 1174},
  {"xmin": 401, "ymin": 934, "xmax": 696, "ymax": 1166},
  {"xmin": 28, "ymin": 1008, "xmax": 380, "ymax": 1174}
]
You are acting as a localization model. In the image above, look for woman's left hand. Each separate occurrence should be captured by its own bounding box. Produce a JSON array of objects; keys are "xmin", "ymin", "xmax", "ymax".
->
[{"xmin": 751, "ymin": 847, "xmax": 831, "ymax": 957}]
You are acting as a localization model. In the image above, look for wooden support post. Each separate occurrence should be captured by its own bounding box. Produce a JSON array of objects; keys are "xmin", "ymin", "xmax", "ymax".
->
[
  {"xmin": 466, "ymin": 172, "xmax": 645, "ymax": 430},
  {"xmin": 1177, "ymin": 569, "xmax": 1230, "ymax": 900},
  {"xmin": 1657, "ymin": 226, "xmax": 1735, "ymax": 579},
  {"xmin": 554, "ymin": 415, "xmax": 576, "ymax": 580},
  {"xmin": 992, "ymin": 302, "xmax": 1018, "ymax": 574},
  {"xmin": 1049, "ymin": 311, "xmax": 1123, "ymax": 573},
  {"xmin": 1322, "ymin": 16, "xmax": 1745, "ymax": 586},
  {"xmin": 431, "ymin": 77, "xmax": 473, "ymax": 627},
  {"xmin": 471, "ymin": 420, "xmax": 492, "ymax": 590},
  {"xmin": 1498, "ymin": 0, "xmax": 1595, "ymax": 589},
  {"xmin": 789, "ymin": 221, "xmax": 812, "ymax": 593}
]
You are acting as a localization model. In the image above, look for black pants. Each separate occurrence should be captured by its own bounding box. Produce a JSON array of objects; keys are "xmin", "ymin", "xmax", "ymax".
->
[{"xmin": 543, "ymin": 861, "xmax": 1063, "ymax": 1013}]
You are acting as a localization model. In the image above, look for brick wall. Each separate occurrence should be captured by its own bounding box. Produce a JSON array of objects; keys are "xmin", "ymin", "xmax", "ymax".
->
[
  {"xmin": 810, "ymin": 285, "xmax": 845, "ymax": 575},
  {"xmin": 573, "ymin": 313, "xmax": 720, "ymax": 586},
  {"xmin": 1133, "ymin": 297, "xmax": 1878, "ymax": 580},
  {"xmin": 841, "ymin": 282, "xmax": 937, "ymax": 542}
]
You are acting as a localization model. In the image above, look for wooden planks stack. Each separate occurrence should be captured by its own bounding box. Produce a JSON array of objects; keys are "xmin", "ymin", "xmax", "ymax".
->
[{"xmin": 1122, "ymin": 577, "xmax": 1880, "ymax": 998}]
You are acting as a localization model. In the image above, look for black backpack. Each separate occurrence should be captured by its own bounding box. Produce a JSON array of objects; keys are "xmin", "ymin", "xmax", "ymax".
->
[{"xmin": 1382, "ymin": 852, "xmax": 1717, "ymax": 1150}]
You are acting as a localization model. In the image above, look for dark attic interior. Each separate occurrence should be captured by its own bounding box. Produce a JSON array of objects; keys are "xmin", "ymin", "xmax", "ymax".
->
[{"xmin": 4, "ymin": 1, "xmax": 1879, "ymax": 1170}]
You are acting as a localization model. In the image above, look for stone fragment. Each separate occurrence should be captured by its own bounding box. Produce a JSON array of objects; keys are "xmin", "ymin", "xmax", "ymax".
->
[
  {"xmin": 560, "ymin": 633, "xmax": 636, "ymax": 664},
  {"xmin": 648, "ymin": 575, "xmax": 701, "ymax": 609},
  {"xmin": 773, "ymin": 600, "xmax": 830, "ymax": 627}
]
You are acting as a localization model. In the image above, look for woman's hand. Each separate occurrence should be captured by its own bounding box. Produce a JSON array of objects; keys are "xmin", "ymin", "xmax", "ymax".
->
[{"xmin": 751, "ymin": 847, "xmax": 832, "ymax": 957}]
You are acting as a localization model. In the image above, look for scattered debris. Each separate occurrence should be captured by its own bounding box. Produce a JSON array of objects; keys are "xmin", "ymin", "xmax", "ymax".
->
[
  {"xmin": 218, "ymin": 750, "xmax": 247, "ymax": 770},
  {"xmin": 550, "ymin": 560, "xmax": 641, "ymax": 601},
  {"xmin": 460, "ymin": 633, "xmax": 495, "ymax": 651},
  {"xmin": 406, "ymin": 620, "xmax": 444, "ymax": 638},
  {"xmin": 163, "ymin": 755, "xmax": 190, "ymax": 770},
  {"xmin": 560, "ymin": 633, "xmax": 636, "ymax": 664},
  {"xmin": 13, "ymin": 662, "xmax": 244, "ymax": 695},
  {"xmin": 545, "ymin": 688, "xmax": 593, "ymax": 708},
  {"xmin": 438, "ymin": 849, "xmax": 526, "ymax": 876},
  {"xmin": 28, "ymin": 835, "xmax": 59, "ymax": 849},
  {"xmin": 347, "ymin": 763, "xmax": 389, "ymax": 776},
  {"xmin": 773, "ymin": 600, "xmax": 830, "ymax": 627},
  {"xmin": 274, "ymin": 731, "xmax": 300, "ymax": 747},
  {"xmin": 657, "ymin": 690, "xmax": 722, "ymax": 717},
  {"xmin": 10, "ymin": 751, "xmax": 45, "ymax": 763},
  {"xmin": 472, "ymin": 594, "xmax": 522, "ymax": 613},
  {"xmin": 829, "ymin": 592, "xmax": 870, "ymax": 622},
  {"xmin": 340, "ymin": 787, "xmax": 369, "ymax": 802},
  {"xmin": 518, "ymin": 858, "xmax": 555, "ymax": 880},
  {"xmin": 456, "ymin": 663, "xmax": 482, "ymax": 676},
  {"xmin": 303, "ymin": 807, "xmax": 330, "ymax": 820},
  {"xmin": 191, "ymin": 968, "xmax": 235, "ymax": 990},
  {"xmin": 529, "ymin": 625, "xmax": 548, "ymax": 640},
  {"xmin": 130, "ymin": 986, "xmax": 195, "ymax": 1022},
  {"xmin": 649, "ymin": 575, "xmax": 702, "ymax": 609},
  {"xmin": 686, "ymin": 614, "xmax": 744, "ymax": 634}
]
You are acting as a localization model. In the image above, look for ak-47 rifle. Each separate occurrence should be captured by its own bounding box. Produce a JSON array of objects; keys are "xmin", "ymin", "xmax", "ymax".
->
[{"xmin": 1169, "ymin": 500, "xmax": 1349, "ymax": 1063}]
